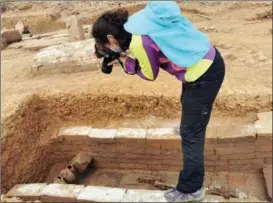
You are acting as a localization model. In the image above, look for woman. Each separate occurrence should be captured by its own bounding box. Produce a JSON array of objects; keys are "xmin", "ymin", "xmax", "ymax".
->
[{"xmin": 92, "ymin": 1, "xmax": 225, "ymax": 202}]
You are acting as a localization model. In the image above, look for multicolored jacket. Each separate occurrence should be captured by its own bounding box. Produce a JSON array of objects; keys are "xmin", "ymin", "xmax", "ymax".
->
[{"xmin": 124, "ymin": 35, "xmax": 216, "ymax": 83}]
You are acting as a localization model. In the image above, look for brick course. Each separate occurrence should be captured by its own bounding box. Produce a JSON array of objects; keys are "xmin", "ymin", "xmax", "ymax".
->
[{"xmin": 53, "ymin": 116, "xmax": 272, "ymax": 172}]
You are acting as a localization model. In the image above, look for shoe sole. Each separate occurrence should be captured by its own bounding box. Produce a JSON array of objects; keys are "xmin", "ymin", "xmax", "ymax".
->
[{"xmin": 174, "ymin": 191, "xmax": 205, "ymax": 202}]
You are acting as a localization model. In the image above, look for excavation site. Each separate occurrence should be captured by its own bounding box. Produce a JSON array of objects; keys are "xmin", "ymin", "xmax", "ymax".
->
[{"xmin": 1, "ymin": 1, "xmax": 272, "ymax": 202}]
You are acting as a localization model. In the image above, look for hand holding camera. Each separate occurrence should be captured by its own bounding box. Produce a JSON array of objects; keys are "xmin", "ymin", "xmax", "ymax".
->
[{"xmin": 94, "ymin": 44, "xmax": 126, "ymax": 74}]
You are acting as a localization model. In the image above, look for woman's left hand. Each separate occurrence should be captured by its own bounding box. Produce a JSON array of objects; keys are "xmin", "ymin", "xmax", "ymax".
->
[{"xmin": 107, "ymin": 52, "xmax": 127, "ymax": 67}]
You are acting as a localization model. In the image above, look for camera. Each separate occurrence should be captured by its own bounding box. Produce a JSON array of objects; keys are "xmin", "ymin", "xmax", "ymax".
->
[{"xmin": 94, "ymin": 44, "xmax": 124, "ymax": 74}]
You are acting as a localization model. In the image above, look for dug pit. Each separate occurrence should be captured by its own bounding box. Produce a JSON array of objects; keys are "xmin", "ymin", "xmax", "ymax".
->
[{"xmin": 1, "ymin": 94, "xmax": 272, "ymax": 202}]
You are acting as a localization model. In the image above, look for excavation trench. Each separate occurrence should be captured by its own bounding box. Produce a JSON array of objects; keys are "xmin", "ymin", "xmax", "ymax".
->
[{"xmin": 1, "ymin": 93, "xmax": 270, "ymax": 201}]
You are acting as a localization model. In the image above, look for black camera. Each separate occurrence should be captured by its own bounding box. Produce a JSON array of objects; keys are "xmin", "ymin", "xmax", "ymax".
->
[{"xmin": 94, "ymin": 44, "xmax": 124, "ymax": 74}]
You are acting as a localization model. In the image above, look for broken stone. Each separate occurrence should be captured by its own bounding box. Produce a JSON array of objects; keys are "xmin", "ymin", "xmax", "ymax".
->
[
  {"xmin": 1, "ymin": 29, "xmax": 22, "ymax": 44},
  {"xmin": 71, "ymin": 152, "xmax": 93, "ymax": 173},
  {"xmin": 66, "ymin": 15, "xmax": 85, "ymax": 42},
  {"xmin": 32, "ymin": 38, "xmax": 99, "ymax": 73}
]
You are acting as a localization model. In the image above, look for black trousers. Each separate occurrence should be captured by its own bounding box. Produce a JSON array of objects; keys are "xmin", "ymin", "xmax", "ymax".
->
[{"xmin": 176, "ymin": 47, "xmax": 225, "ymax": 193}]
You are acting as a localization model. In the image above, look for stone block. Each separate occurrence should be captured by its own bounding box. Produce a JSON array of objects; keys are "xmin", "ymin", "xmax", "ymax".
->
[
  {"xmin": 88, "ymin": 128, "xmax": 117, "ymax": 143},
  {"xmin": 217, "ymin": 124, "xmax": 256, "ymax": 143},
  {"xmin": 40, "ymin": 184, "xmax": 84, "ymax": 202},
  {"xmin": 71, "ymin": 152, "xmax": 93, "ymax": 173},
  {"xmin": 122, "ymin": 189, "xmax": 167, "ymax": 202},
  {"xmin": 32, "ymin": 39, "xmax": 99, "ymax": 72},
  {"xmin": 57, "ymin": 126, "xmax": 91, "ymax": 142},
  {"xmin": 116, "ymin": 128, "xmax": 147, "ymax": 143},
  {"xmin": 147, "ymin": 128, "xmax": 180, "ymax": 146},
  {"xmin": 58, "ymin": 126, "xmax": 91, "ymax": 137},
  {"xmin": 6, "ymin": 183, "xmax": 47, "ymax": 201},
  {"xmin": 77, "ymin": 186, "xmax": 126, "ymax": 202},
  {"xmin": 66, "ymin": 15, "xmax": 85, "ymax": 42},
  {"xmin": 147, "ymin": 128, "xmax": 176, "ymax": 137}
]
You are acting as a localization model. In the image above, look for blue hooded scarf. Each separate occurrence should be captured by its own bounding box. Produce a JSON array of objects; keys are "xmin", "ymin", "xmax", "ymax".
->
[{"xmin": 124, "ymin": 1, "xmax": 211, "ymax": 67}]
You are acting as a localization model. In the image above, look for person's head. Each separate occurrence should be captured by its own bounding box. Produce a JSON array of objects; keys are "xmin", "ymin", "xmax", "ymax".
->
[{"xmin": 92, "ymin": 8, "xmax": 132, "ymax": 53}]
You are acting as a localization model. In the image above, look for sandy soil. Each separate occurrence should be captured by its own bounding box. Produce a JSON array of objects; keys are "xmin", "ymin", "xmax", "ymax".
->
[
  {"xmin": 0, "ymin": 1, "xmax": 272, "ymax": 195},
  {"xmin": 1, "ymin": 1, "xmax": 272, "ymax": 120}
]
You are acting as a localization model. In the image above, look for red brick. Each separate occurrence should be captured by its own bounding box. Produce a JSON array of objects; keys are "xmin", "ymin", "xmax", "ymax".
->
[
  {"xmin": 265, "ymin": 157, "xmax": 272, "ymax": 165},
  {"xmin": 97, "ymin": 144, "xmax": 116, "ymax": 152},
  {"xmin": 119, "ymin": 163, "xmax": 147, "ymax": 169},
  {"xmin": 96, "ymin": 162, "xmax": 119, "ymax": 168},
  {"xmin": 146, "ymin": 143, "xmax": 161, "ymax": 149},
  {"xmin": 162, "ymin": 160, "xmax": 182, "ymax": 166},
  {"xmin": 234, "ymin": 141, "xmax": 257, "ymax": 147},
  {"xmin": 156, "ymin": 139, "xmax": 181, "ymax": 148},
  {"xmin": 212, "ymin": 143, "xmax": 235, "ymax": 148},
  {"xmin": 255, "ymin": 152, "xmax": 272, "ymax": 158},
  {"xmin": 115, "ymin": 145, "xmax": 145, "ymax": 154},
  {"xmin": 204, "ymin": 149, "xmax": 216, "ymax": 155},
  {"xmin": 147, "ymin": 164, "xmax": 168, "ymax": 171},
  {"xmin": 94, "ymin": 157, "xmax": 116, "ymax": 163},
  {"xmin": 92, "ymin": 152, "xmax": 117, "ymax": 158},
  {"xmin": 228, "ymin": 172, "xmax": 246, "ymax": 189},
  {"xmin": 144, "ymin": 148, "xmax": 161, "ymax": 155},
  {"xmin": 120, "ymin": 153, "xmax": 182, "ymax": 161},
  {"xmin": 220, "ymin": 153, "xmax": 255, "ymax": 160},
  {"xmin": 205, "ymin": 166, "xmax": 215, "ymax": 172},
  {"xmin": 228, "ymin": 164, "xmax": 253, "ymax": 171},
  {"xmin": 167, "ymin": 165, "xmax": 182, "ymax": 171},
  {"xmin": 161, "ymin": 149, "xmax": 180, "ymax": 155},
  {"xmin": 205, "ymin": 155, "xmax": 219, "ymax": 161},
  {"xmin": 252, "ymin": 158, "xmax": 265, "ymax": 168},
  {"xmin": 205, "ymin": 138, "xmax": 218, "ymax": 144},
  {"xmin": 205, "ymin": 160, "xmax": 228, "ymax": 166},
  {"xmin": 215, "ymin": 165, "xmax": 228, "ymax": 171},
  {"xmin": 255, "ymin": 144, "xmax": 272, "ymax": 152},
  {"xmin": 135, "ymin": 159, "xmax": 160, "ymax": 165},
  {"xmin": 215, "ymin": 146, "xmax": 255, "ymax": 155},
  {"xmin": 115, "ymin": 137, "xmax": 146, "ymax": 144},
  {"xmin": 229, "ymin": 159, "xmax": 263, "ymax": 167}
]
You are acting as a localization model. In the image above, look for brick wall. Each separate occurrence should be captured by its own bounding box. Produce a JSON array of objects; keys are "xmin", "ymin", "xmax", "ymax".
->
[{"xmin": 52, "ymin": 113, "xmax": 272, "ymax": 172}]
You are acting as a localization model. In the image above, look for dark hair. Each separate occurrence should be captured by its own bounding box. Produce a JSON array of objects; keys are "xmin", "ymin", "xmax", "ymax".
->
[{"xmin": 91, "ymin": 9, "xmax": 132, "ymax": 51}]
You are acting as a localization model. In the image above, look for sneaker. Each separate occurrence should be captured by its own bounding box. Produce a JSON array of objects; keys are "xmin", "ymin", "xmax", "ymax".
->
[{"xmin": 164, "ymin": 188, "xmax": 205, "ymax": 202}]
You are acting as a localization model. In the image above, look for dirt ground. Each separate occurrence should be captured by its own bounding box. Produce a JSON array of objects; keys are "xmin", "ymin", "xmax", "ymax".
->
[
  {"xmin": 0, "ymin": 1, "xmax": 272, "ymax": 195},
  {"xmin": 1, "ymin": 1, "xmax": 272, "ymax": 120}
]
